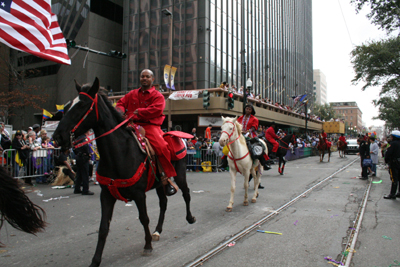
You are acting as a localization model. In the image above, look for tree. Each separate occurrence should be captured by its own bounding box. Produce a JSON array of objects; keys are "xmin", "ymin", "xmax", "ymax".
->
[
  {"xmin": 372, "ymin": 89, "xmax": 400, "ymax": 130},
  {"xmin": 312, "ymin": 103, "xmax": 341, "ymax": 121},
  {"xmin": 351, "ymin": 0, "xmax": 400, "ymax": 33},
  {"xmin": 0, "ymin": 49, "xmax": 49, "ymax": 125},
  {"xmin": 351, "ymin": 36, "xmax": 400, "ymax": 93}
]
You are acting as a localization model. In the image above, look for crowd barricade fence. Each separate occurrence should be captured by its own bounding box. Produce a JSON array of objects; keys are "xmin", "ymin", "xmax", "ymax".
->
[
  {"xmin": 1, "ymin": 148, "xmax": 61, "ymax": 179},
  {"xmin": 186, "ymin": 149, "xmax": 223, "ymax": 172}
]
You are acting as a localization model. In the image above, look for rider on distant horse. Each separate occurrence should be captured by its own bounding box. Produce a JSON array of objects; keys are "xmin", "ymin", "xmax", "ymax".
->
[
  {"xmin": 339, "ymin": 133, "xmax": 346, "ymax": 144},
  {"xmin": 321, "ymin": 129, "xmax": 332, "ymax": 149},
  {"xmin": 219, "ymin": 104, "xmax": 271, "ymax": 170},
  {"xmin": 115, "ymin": 69, "xmax": 177, "ymax": 196},
  {"xmin": 265, "ymin": 122, "xmax": 279, "ymax": 159}
]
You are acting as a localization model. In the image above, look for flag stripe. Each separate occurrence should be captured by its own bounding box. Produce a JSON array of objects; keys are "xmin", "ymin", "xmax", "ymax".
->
[{"xmin": 0, "ymin": 0, "xmax": 71, "ymax": 65}]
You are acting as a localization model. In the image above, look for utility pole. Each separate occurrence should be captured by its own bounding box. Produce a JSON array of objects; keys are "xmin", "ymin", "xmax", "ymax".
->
[{"xmin": 162, "ymin": 9, "xmax": 173, "ymax": 131}]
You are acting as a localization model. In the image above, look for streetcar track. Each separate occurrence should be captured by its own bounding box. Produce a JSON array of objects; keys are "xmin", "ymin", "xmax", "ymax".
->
[{"xmin": 185, "ymin": 157, "xmax": 360, "ymax": 267}]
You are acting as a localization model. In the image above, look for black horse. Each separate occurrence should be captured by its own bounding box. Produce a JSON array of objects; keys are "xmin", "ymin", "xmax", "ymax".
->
[
  {"xmin": 0, "ymin": 166, "xmax": 46, "ymax": 234},
  {"xmin": 52, "ymin": 78, "xmax": 195, "ymax": 267},
  {"xmin": 265, "ymin": 134, "xmax": 297, "ymax": 175}
]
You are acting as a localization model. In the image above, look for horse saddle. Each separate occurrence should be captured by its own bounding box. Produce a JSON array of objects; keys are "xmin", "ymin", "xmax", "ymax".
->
[{"xmin": 246, "ymin": 137, "xmax": 266, "ymax": 160}]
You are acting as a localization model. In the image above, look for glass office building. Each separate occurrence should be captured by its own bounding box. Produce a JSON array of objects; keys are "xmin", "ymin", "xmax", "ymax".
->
[{"xmin": 123, "ymin": 0, "xmax": 313, "ymax": 106}]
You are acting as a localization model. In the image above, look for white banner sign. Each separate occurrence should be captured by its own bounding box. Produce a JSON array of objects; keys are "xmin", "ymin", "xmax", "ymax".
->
[{"xmin": 168, "ymin": 91, "xmax": 199, "ymax": 100}]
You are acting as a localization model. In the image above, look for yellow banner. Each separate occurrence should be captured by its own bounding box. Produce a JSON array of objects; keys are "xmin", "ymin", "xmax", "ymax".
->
[
  {"xmin": 170, "ymin": 66, "xmax": 177, "ymax": 90},
  {"xmin": 164, "ymin": 65, "xmax": 171, "ymax": 89}
]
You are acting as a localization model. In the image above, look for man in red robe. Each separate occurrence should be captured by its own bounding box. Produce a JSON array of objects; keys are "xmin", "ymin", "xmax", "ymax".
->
[
  {"xmin": 321, "ymin": 130, "xmax": 332, "ymax": 149},
  {"xmin": 116, "ymin": 69, "xmax": 176, "ymax": 196},
  {"xmin": 265, "ymin": 123, "xmax": 279, "ymax": 159}
]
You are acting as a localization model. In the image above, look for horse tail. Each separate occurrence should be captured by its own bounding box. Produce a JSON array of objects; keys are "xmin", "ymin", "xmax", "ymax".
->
[{"xmin": 0, "ymin": 166, "xmax": 47, "ymax": 234}]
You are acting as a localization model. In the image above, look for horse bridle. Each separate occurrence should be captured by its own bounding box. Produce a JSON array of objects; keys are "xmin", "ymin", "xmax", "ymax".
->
[
  {"xmin": 221, "ymin": 121, "xmax": 241, "ymax": 146},
  {"xmin": 69, "ymin": 92, "xmax": 133, "ymax": 149},
  {"xmin": 69, "ymin": 92, "xmax": 99, "ymax": 148}
]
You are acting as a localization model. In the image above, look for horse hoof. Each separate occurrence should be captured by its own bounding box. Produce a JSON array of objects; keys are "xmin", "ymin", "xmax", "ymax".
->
[
  {"xmin": 280, "ymin": 172, "xmax": 284, "ymax": 175},
  {"xmin": 243, "ymin": 202, "xmax": 249, "ymax": 206},
  {"xmin": 256, "ymin": 193, "xmax": 259, "ymax": 198},
  {"xmin": 251, "ymin": 199, "xmax": 256, "ymax": 203},
  {"xmin": 142, "ymin": 249, "xmax": 153, "ymax": 256},
  {"xmin": 187, "ymin": 216, "xmax": 196, "ymax": 224},
  {"xmin": 152, "ymin": 232, "xmax": 160, "ymax": 241},
  {"xmin": 226, "ymin": 207, "xmax": 232, "ymax": 212}
]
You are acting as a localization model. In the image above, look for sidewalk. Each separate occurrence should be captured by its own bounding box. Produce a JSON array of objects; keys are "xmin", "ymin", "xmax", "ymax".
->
[{"xmin": 352, "ymin": 159, "xmax": 400, "ymax": 267}]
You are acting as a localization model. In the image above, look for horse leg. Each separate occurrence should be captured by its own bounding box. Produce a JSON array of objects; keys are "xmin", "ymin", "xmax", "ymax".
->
[
  {"xmin": 328, "ymin": 150, "xmax": 331, "ymax": 162},
  {"xmin": 281, "ymin": 157, "xmax": 286, "ymax": 175},
  {"xmin": 133, "ymin": 193, "xmax": 153, "ymax": 256},
  {"xmin": 251, "ymin": 168, "xmax": 259, "ymax": 203},
  {"xmin": 90, "ymin": 189, "xmax": 117, "ymax": 267},
  {"xmin": 226, "ymin": 170, "xmax": 237, "ymax": 212},
  {"xmin": 173, "ymin": 160, "xmax": 196, "ymax": 224},
  {"xmin": 278, "ymin": 157, "xmax": 282, "ymax": 174},
  {"xmin": 152, "ymin": 186, "xmax": 167, "ymax": 241},
  {"xmin": 242, "ymin": 169, "xmax": 250, "ymax": 207}
]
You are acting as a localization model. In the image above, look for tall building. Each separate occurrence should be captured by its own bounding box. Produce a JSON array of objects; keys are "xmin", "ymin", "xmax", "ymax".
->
[
  {"xmin": 122, "ymin": 0, "xmax": 313, "ymax": 106},
  {"xmin": 7, "ymin": 0, "xmax": 314, "ymax": 131},
  {"xmin": 313, "ymin": 69, "xmax": 327, "ymax": 105},
  {"xmin": 332, "ymin": 102, "xmax": 362, "ymax": 132}
]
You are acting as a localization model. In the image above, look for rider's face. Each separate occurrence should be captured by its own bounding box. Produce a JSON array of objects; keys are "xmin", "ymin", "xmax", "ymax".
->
[
  {"xmin": 140, "ymin": 71, "xmax": 155, "ymax": 88},
  {"xmin": 245, "ymin": 107, "xmax": 252, "ymax": 115}
]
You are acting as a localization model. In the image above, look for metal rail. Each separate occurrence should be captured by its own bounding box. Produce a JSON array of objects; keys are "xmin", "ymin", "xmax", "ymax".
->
[{"xmin": 185, "ymin": 157, "xmax": 360, "ymax": 267}]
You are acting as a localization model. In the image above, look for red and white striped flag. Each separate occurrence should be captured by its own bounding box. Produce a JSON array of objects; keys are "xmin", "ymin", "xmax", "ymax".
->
[{"xmin": 0, "ymin": 0, "xmax": 71, "ymax": 65}]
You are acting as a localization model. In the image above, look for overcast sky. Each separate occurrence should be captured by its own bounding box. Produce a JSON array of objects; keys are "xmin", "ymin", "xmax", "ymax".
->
[{"xmin": 312, "ymin": 0, "xmax": 388, "ymax": 127}]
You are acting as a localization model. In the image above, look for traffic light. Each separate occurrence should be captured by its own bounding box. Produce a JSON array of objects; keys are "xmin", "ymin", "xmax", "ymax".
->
[
  {"xmin": 109, "ymin": 50, "xmax": 127, "ymax": 59},
  {"xmin": 227, "ymin": 91, "xmax": 234, "ymax": 110},
  {"xmin": 203, "ymin": 90, "xmax": 210, "ymax": 109},
  {"xmin": 66, "ymin": 39, "xmax": 76, "ymax": 48}
]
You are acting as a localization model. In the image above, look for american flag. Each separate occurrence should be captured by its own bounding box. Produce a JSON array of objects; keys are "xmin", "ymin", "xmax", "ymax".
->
[
  {"xmin": 0, "ymin": 0, "xmax": 71, "ymax": 65},
  {"xmin": 292, "ymin": 95, "xmax": 301, "ymax": 104}
]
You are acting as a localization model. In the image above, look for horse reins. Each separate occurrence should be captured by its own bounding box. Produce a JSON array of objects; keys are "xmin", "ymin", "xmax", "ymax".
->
[
  {"xmin": 221, "ymin": 121, "xmax": 249, "ymax": 173},
  {"xmin": 70, "ymin": 92, "xmax": 134, "ymax": 149}
]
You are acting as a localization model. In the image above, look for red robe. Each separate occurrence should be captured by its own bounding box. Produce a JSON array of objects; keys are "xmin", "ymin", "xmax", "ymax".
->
[
  {"xmin": 237, "ymin": 115, "xmax": 259, "ymax": 138},
  {"xmin": 321, "ymin": 132, "xmax": 332, "ymax": 148},
  {"xmin": 265, "ymin": 126, "xmax": 279, "ymax": 152},
  {"xmin": 116, "ymin": 86, "xmax": 176, "ymax": 178},
  {"xmin": 339, "ymin": 136, "xmax": 346, "ymax": 143}
]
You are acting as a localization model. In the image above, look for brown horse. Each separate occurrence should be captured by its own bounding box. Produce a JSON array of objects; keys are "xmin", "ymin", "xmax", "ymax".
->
[
  {"xmin": 317, "ymin": 134, "xmax": 331, "ymax": 162},
  {"xmin": 337, "ymin": 140, "xmax": 347, "ymax": 158}
]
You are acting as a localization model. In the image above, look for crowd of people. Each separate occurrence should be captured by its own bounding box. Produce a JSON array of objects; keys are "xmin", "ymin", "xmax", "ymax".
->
[
  {"xmin": 0, "ymin": 122, "xmax": 98, "ymax": 195},
  {"xmin": 218, "ymin": 82, "xmax": 323, "ymax": 122}
]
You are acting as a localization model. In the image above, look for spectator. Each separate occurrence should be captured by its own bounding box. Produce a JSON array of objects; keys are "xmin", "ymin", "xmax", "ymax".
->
[
  {"xmin": 73, "ymin": 132, "xmax": 94, "ymax": 195},
  {"xmin": 205, "ymin": 124, "xmax": 212, "ymax": 140},
  {"xmin": 32, "ymin": 124, "xmax": 41, "ymax": 137},
  {"xmin": 369, "ymin": 136, "xmax": 379, "ymax": 177},
  {"xmin": 41, "ymin": 136, "xmax": 54, "ymax": 176},
  {"xmin": 358, "ymin": 136, "xmax": 370, "ymax": 180},
  {"xmin": 0, "ymin": 122, "xmax": 11, "ymax": 150},
  {"xmin": 191, "ymin": 127, "xmax": 197, "ymax": 137},
  {"xmin": 27, "ymin": 131, "xmax": 43, "ymax": 183},
  {"xmin": 12, "ymin": 130, "xmax": 30, "ymax": 184},
  {"xmin": 238, "ymin": 86, "xmax": 244, "ymax": 94},
  {"xmin": 194, "ymin": 137, "xmax": 206, "ymax": 172},
  {"xmin": 37, "ymin": 129, "xmax": 48, "ymax": 146}
]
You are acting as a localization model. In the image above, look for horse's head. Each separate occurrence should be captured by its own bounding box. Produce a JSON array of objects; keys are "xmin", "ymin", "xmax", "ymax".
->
[
  {"xmin": 53, "ymin": 77, "xmax": 100, "ymax": 149},
  {"xmin": 219, "ymin": 116, "xmax": 240, "ymax": 146}
]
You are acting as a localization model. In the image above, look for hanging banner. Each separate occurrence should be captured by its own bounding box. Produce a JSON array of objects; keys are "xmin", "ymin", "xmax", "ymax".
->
[
  {"xmin": 164, "ymin": 65, "xmax": 171, "ymax": 89},
  {"xmin": 170, "ymin": 66, "xmax": 177, "ymax": 90},
  {"xmin": 168, "ymin": 91, "xmax": 199, "ymax": 100}
]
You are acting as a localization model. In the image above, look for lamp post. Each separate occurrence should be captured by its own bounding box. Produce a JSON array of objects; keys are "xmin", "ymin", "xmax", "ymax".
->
[
  {"xmin": 243, "ymin": 78, "xmax": 252, "ymax": 113},
  {"xmin": 162, "ymin": 8, "xmax": 173, "ymax": 131}
]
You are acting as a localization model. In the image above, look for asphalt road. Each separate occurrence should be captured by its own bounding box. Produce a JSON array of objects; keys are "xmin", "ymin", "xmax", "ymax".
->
[{"xmin": 1, "ymin": 153, "xmax": 399, "ymax": 267}]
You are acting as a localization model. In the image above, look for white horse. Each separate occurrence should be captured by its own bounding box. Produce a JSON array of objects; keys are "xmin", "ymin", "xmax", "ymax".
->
[{"xmin": 219, "ymin": 116, "xmax": 267, "ymax": 212}]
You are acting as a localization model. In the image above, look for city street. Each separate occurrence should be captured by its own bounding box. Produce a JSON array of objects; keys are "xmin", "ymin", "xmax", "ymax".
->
[{"xmin": 1, "ymin": 154, "xmax": 399, "ymax": 267}]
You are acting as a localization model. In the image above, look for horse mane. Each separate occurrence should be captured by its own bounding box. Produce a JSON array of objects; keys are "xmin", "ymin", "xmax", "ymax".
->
[
  {"xmin": 235, "ymin": 121, "xmax": 247, "ymax": 145},
  {"xmin": 97, "ymin": 89, "xmax": 125, "ymax": 124}
]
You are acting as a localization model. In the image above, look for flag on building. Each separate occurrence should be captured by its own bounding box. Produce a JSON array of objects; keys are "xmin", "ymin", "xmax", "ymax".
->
[
  {"xmin": 42, "ymin": 109, "xmax": 53, "ymax": 119},
  {"xmin": 56, "ymin": 104, "xmax": 64, "ymax": 113},
  {"xmin": 0, "ymin": 0, "xmax": 71, "ymax": 65},
  {"xmin": 292, "ymin": 95, "xmax": 301, "ymax": 104}
]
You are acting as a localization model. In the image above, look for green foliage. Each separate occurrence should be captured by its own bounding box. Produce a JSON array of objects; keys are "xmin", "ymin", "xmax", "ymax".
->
[
  {"xmin": 351, "ymin": 36, "xmax": 400, "ymax": 92},
  {"xmin": 312, "ymin": 103, "xmax": 339, "ymax": 121},
  {"xmin": 351, "ymin": 0, "xmax": 400, "ymax": 33},
  {"xmin": 372, "ymin": 89, "xmax": 400, "ymax": 129}
]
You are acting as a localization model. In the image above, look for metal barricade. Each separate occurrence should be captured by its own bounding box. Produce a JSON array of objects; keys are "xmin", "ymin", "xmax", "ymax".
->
[
  {"xmin": 186, "ymin": 149, "xmax": 222, "ymax": 172},
  {"xmin": 1, "ymin": 148, "xmax": 61, "ymax": 180}
]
